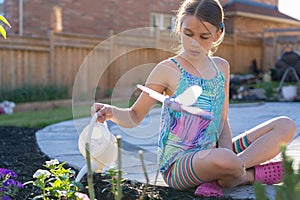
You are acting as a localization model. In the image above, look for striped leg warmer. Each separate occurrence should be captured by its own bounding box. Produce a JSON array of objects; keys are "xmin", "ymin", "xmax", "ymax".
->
[{"xmin": 232, "ymin": 134, "xmax": 251, "ymax": 154}]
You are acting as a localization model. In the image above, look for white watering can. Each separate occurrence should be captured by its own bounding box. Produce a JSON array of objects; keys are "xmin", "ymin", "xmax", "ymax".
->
[{"xmin": 75, "ymin": 113, "xmax": 118, "ymax": 182}]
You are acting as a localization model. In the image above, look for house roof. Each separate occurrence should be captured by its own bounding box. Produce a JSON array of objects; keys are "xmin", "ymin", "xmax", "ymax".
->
[{"xmin": 223, "ymin": 0, "xmax": 299, "ymax": 22}]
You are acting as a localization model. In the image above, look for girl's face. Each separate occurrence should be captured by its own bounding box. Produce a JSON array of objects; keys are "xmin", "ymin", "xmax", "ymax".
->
[{"xmin": 180, "ymin": 15, "xmax": 221, "ymax": 58}]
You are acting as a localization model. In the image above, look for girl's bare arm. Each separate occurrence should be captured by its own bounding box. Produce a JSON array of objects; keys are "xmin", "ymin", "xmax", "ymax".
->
[
  {"xmin": 215, "ymin": 57, "xmax": 233, "ymax": 150},
  {"xmin": 92, "ymin": 60, "xmax": 179, "ymax": 128}
]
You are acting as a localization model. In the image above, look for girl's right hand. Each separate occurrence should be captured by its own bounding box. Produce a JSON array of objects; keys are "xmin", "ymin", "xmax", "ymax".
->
[{"xmin": 91, "ymin": 103, "xmax": 113, "ymax": 123}]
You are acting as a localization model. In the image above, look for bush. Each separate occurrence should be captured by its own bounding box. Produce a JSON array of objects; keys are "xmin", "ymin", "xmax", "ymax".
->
[
  {"xmin": 249, "ymin": 81, "xmax": 279, "ymax": 100},
  {"xmin": 0, "ymin": 84, "xmax": 70, "ymax": 103}
]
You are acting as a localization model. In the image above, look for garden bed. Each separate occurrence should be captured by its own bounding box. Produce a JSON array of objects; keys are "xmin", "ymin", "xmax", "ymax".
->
[{"xmin": 0, "ymin": 126, "xmax": 237, "ymax": 200}]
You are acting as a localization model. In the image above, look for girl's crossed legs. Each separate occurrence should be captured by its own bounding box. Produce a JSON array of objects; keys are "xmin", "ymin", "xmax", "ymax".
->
[
  {"xmin": 193, "ymin": 116, "xmax": 296, "ymax": 188},
  {"xmin": 162, "ymin": 116, "xmax": 296, "ymax": 191}
]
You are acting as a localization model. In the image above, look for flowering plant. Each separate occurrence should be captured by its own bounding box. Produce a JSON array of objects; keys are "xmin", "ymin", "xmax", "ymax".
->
[
  {"xmin": 0, "ymin": 168, "xmax": 23, "ymax": 200},
  {"xmin": 0, "ymin": 100, "xmax": 16, "ymax": 115},
  {"xmin": 101, "ymin": 167, "xmax": 126, "ymax": 198},
  {"xmin": 26, "ymin": 159, "xmax": 83, "ymax": 200}
]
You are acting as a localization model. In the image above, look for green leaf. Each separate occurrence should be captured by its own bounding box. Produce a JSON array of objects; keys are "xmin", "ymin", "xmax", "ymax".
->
[
  {"xmin": 33, "ymin": 179, "xmax": 43, "ymax": 188},
  {"xmin": 0, "ymin": 15, "xmax": 11, "ymax": 28},
  {"xmin": 53, "ymin": 179, "xmax": 62, "ymax": 188},
  {"xmin": 254, "ymin": 182, "xmax": 268, "ymax": 200},
  {"xmin": 0, "ymin": 25, "xmax": 7, "ymax": 39},
  {"xmin": 73, "ymin": 181, "xmax": 84, "ymax": 190}
]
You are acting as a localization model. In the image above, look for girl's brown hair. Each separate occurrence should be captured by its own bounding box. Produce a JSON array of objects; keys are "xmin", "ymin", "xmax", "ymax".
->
[{"xmin": 173, "ymin": 0, "xmax": 225, "ymax": 55}]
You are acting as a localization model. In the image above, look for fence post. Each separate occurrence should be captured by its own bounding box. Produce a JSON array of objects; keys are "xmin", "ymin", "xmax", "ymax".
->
[
  {"xmin": 273, "ymin": 32, "xmax": 278, "ymax": 68},
  {"xmin": 232, "ymin": 34, "xmax": 237, "ymax": 73},
  {"xmin": 108, "ymin": 30, "xmax": 115, "ymax": 90},
  {"xmin": 155, "ymin": 28, "xmax": 160, "ymax": 48},
  {"xmin": 49, "ymin": 30, "xmax": 55, "ymax": 84},
  {"xmin": 262, "ymin": 31, "xmax": 266, "ymax": 72}
]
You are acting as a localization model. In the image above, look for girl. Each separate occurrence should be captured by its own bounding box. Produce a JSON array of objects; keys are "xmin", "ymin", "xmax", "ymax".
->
[{"xmin": 91, "ymin": 0, "xmax": 296, "ymax": 197}]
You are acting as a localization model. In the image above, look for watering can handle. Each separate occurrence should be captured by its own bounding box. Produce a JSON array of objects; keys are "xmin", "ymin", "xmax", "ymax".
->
[
  {"xmin": 86, "ymin": 113, "xmax": 99, "ymax": 143},
  {"xmin": 91, "ymin": 113, "xmax": 98, "ymax": 123},
  {"xmin": 91, "ymin": 112, "xmax": 107, "ymax": 125},
  {"xmin": 87, "ymin": 113, "xmax": 111, "ymax": 143},
  {"xmin": 91, "ymin": 113, "xmax": 108, "ymax": 128}
]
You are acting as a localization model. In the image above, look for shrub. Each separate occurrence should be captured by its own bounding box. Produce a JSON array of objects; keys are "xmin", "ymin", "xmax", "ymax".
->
[{"xmin": 0, "ymin": 84, "xmax": 70, "ymax": 103}]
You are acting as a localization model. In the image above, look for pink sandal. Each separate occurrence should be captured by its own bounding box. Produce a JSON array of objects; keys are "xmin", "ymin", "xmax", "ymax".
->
[
  {"xmin": 194, "ymin": 182, "xmax": 223, "ymax": 197},
  {"xmin": 255, "ymin": 161, "xmax": 284, "ymax": 185}
]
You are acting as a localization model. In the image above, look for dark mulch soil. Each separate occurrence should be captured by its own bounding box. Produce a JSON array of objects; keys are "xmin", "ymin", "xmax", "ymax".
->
[{"xmin": 0, "ymin": 126, "xmax": 233, "ymax": 200}]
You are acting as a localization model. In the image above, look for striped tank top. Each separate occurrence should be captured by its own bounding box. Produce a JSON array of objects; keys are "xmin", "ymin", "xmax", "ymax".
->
[{"xmin": 158, "ymin": 57, "xmax": 226, "ymax": 173}]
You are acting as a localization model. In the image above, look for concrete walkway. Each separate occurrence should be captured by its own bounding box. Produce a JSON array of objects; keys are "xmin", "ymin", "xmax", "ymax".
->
[{"xmin": 36, "ymin": 102, "xmax": 300, "ymax": 199}]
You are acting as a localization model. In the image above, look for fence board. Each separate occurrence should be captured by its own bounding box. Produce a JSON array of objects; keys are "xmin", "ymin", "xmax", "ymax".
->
[{"xmin": 263, "ymin": 29, "xmax": 300, "ymax": 71}]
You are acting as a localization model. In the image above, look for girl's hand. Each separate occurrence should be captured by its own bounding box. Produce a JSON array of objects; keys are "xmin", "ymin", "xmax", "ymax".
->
[{"xmin": 91, "ymin": 103, "xmax": 113, "ymax": 123}]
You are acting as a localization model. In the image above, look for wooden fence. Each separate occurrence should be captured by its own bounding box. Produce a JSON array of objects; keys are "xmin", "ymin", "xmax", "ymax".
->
[
  {"xmin": 263, "ymin": 28, "xmax": 300, "ymax": 71},
  {"xmin": 0, "ymin": 29, "xmax": 266, "ymax": 99},
  {"xmin": 217, "ymin": 35, "xmax": 263, "ymax": 73}
]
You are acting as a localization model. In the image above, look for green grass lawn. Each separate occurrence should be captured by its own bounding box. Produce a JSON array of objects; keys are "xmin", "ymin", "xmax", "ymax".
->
[
  {"xmin": 0, "ymin": 105, "xmax": 91, "ymax": 129},
  {"xmin": 0, "ymin": 99, "xmax": 136, "ymax": 129}
]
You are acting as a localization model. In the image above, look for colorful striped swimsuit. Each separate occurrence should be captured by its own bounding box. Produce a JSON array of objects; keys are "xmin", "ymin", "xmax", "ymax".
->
[{"xmin": 158, "ymin": 57, "xmax": 226, "ymax": 190}]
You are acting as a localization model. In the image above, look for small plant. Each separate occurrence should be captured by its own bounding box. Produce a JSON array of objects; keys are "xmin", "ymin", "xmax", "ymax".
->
[
  {"xmin": 25, "ymin": 159, "xmax": 83, "ymax": 200},
  {"xmin": 139, "ymin": 150, "xmax": 150, "ymax": 200},
  {"xmin": 0, "ymin": 168, "xmax": 23, "ymax": 200},
  {"xmin": 101, "ymin": 168, "xmax": 126, "ymax": 199},
  {"xmin": 100, "ymin": 136, "xmax": 125, "ymax": 200},
  {"xmin": 254, "ymin": 145, "xmax": 300, "ymax": 200}
]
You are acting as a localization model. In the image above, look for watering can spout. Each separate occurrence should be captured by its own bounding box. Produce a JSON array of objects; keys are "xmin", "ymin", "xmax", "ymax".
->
[{"xmin": 75, "ymin": 161, "xmax": 99, "ymax": 182}]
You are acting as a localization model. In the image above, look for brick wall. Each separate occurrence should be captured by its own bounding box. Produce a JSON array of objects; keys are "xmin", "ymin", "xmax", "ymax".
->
[
  {"xmin": 3, "ymin": 0, "xmax": 282, "ymax": 37},
  {"xmin": 3, "ymin": 0, "xmax": 18, "ymax": 35},
  {"xmin": 4, "ymin": 0, "xmax": 180, "ymax": 37}
]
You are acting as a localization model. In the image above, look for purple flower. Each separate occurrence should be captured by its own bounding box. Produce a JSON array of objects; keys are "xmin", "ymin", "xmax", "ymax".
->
[
  {"xmin": 3, "ymin": 178, "xmax": 23, "ymax": 188},
  {"xmin": 17, "ymin": 181, "xmax": 23, "ymax": 188},
  {"xmin": 0, "ymin": 168, "xmax": 17, "ymax": 178},
  {"xmin": 0, "ymin": 168, "xmax": 23, "ymax": 199},
  {"xmin": 0, "ymin": 186, "xmax": 7, "ymax": 192},
  {"xmin": 2, "ymin": 195, "xmax": 12, "ymax": 200}
]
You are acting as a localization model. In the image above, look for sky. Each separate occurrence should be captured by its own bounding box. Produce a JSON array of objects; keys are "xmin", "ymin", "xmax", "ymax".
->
[{"xmin": 278, "ymin": 0, "xmax": 300, "ymax": 20}]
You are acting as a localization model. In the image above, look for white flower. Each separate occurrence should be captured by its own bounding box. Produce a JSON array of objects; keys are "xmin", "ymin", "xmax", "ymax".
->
[
  {"xmin": 45, "ymin": 159, "xmax": 59, "ymax": 165},
  {"xmin": 33, "ymin": 169, "xmax": 51, "ymax": 178}
]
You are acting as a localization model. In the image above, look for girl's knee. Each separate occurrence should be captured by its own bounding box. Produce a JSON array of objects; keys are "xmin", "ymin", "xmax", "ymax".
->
[
  {"xmin": 275, "ymin": 116, "xmax": 296, "ymax": 142},
  {"xmin": 213, "ymin": 149, "xmax": 244, "ymax": 175},
  {"xmin": 212, "ymin": 150, "xmax": 246, "ymax": 187}
]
